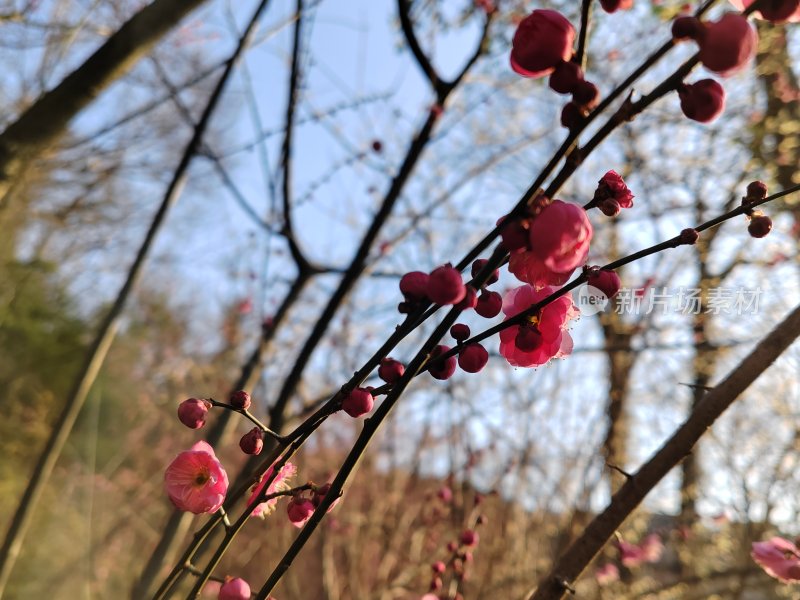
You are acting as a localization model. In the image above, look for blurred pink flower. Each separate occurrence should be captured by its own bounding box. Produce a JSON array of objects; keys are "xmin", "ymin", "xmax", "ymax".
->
[
  {"xmin": 729, "ymin": 0, "xmax": 800, "ymax": 22},
  {"xmin": 498, "ymin": 284, "xmax": 578, "ymax": 367},
  {"xmin": 248, "ymin": 461, "xmax": 297, "ymax": 518},
  {"xmin": 164, "ymin": 441, "xmax": 228, "ymax": 514},
  {"xmin": 595, "ymin": 563, "xmax": 619, "ymax": 585},
  {"xmin": 751, "ymin": 537, "xmax": 800, "ymax": 583},
  {"xmin": 639, "ymin": 533, "xmax": 664, "ymax": 563},
  {"xmin": 619, "ymin": 534, "xmax": 663, "ymax": 568}
]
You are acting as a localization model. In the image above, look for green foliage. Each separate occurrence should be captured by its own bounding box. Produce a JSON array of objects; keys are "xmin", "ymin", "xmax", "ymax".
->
[{"xmin": 0, "ymin": 259, "xmax": 87, "ymax": 492}]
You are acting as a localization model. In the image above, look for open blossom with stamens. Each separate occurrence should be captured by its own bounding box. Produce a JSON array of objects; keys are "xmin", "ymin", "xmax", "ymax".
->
[
  {"xmin": 164, "ymin": 441, "xmax": 228, "ymax": 514},
  {"xmin": 248, "ymin": 461, "xmax": 297, "ymax": 518},
  {"xmin": 508, "ymin": 200, "xmax": 593, "ymax": 288},
  {"xmin": 751, "ymin": 536, "xmax": 800, "ymax": 582},
  {"xmin": 498, "ymin": 285, "xmax": 578, "ymax": 367}
]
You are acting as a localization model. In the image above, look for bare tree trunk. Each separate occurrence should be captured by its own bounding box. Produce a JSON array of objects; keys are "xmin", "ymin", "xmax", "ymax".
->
[{"xmin": 600, "ymin": 311, "xmax": 635, "ymax": 493}]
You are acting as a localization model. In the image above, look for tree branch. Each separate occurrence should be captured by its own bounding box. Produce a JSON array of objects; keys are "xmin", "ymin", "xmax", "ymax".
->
[
  {"xmin": 528, "ymin": 302, "xmax": 800, "ymax": 600},
  {"xmin": 0, "ymin": 0, "xmax": 213, "ymax": 205}
]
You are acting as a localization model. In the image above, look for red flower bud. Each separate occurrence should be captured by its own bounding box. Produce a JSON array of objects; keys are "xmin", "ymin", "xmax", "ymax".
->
[
  {"xmin": 229, "ymin": 390, "xmax": 251, "ymax": 410},
  {"xmin": 432, "ymin": 561, "xmax": 446, "ymax": 574},
  {"xmin": 239, "ymin": 427, "xmax": 263, "ymax": 455},
  {"xmin": 598, "ymin": 198, "xmax": 621, "ymax": 217},
  {"xmin": 458, "ymin": 344, "xmax": 489, "ymax": 373},
  {"xmin": 437, "ymin": 486, "xmax": 453, "ymax": 502},
  {"xmin": 698, "ymin": 14, "xmax": 757, "ymax": 77},
  {"xmin": 679, "ymin": 228, "xmax": 700, "ymax": 245},
  {"xmin": 287, "ymin": 497, "xmax": 316, "ymax": 528},
  {"xmin": 342, "ymin": 388, "xmax": 374, "ymax": 418},
  {"xmin": 510, "ymin": 10, "xmax": 575, "ymax": 78},
  {"xmin": 428, "ymin": 265, "xmax": 466, "ymax": 305},
  {"xmin": 400, "ymin": 271, "xmax": 430, "ymax": 301},
  {"xmin": 428, "ymin": 345, "xmax": 457, "ymax": 380},
  {"xmin": 450, "ymin": 323, "xmax": 471, "ymax": 342},
  {"xmin": 748, "ymin": 214, "xmax": 773, "ymax": 238},
  {"xmin": 475, "ymin": 290, "xmax": 502, "ymax": 318},
  {"xmin": 460, "ymin": 529, "xmax": 479, "ymax": 547},
  {"xmin": 588, "ymin": 269, "xmax": 622, "ymax": 299},
  {"xmin": 219, "ymin": 578, "xmax": 251, "ymax": 600},
  {"xmin": 177, "ymin": 398, "xmax": 210, "ymax": 429},
  {"xmin": 549, "ymin": 60, "xmax": 583, "ymax": 95},
  {"xmin": 311, "ymin": 483, "xmax": 340, "ymax": 512},
  {"xmin": 600, "ymin": 0, "xmax": 633, "ymax": 13},
  {"xmin": 455, "ymin": 285, "xmax": 478, "ymax": 310},
  {"xmin": 470, "ymin": 258, "xmax": 499, "ymax": 285},
  {"xmin": 746, "ymin": 180, "xmax": 768, "ymax": 200},
  {"xmin": 378, "ymin": 358, "xmax": 405, "ymax": 383},
  {"xmin": 594, "ymin": 170, "xmax": 634, "ymax": 209},
  {"xmin": 573, "ymin": 80, "xmax": 599, "ymax": 109},
  {"xmin": 672, "ymin": 15, "xmax": 703, "ymax": 40},
  {"xmin": 678, "ymin": 79, "xmax": 726, "ymax": 123},
  {"xmin": 560, "ymin": 101, "xmax": 583, "ymax": 129},
  {"xmin": 498, "ymin": 216, "xmax": 529, "ymax": 251}
]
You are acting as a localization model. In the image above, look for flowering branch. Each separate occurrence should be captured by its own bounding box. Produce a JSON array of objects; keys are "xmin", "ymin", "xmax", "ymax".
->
[{"xmin": 150, "ymin": 3, "xmax": 800, "ymax": 598}]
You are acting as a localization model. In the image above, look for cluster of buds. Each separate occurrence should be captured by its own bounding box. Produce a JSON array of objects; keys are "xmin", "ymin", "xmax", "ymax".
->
[
  {"xmin": 423, "ymin": 512, "xmax": 487, "ymax": 599},
  {"xmin": 507, "ymin": 8, "xmax": 604, "ymax": 129},
  {"xmin": 742, "ymin": 180, "xmax": 773, "ymax": 238}
]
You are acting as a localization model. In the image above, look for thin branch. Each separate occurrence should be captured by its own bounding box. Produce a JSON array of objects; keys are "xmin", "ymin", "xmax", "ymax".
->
[
  {"xmin": 279, "ymin": 0, "xmax": 315, "ymax": 273},
  {"xmin": 397, "ymin": 0, "xmax": 441, "ymax": 93},
  {"xmin": 574, "ymin": 0, "xmax": 592, "ymax": 70},
  {"xmin": 0, "ymin": 0, "xmax": 213, "ymax": 204}
]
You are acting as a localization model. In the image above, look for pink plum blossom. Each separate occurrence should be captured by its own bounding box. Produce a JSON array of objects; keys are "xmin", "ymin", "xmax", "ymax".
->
[
  {"xmin": 248, "ymin": 461, "xmax": 297, "ymax": 518},
  {"xmin": 508, "ymin": 200, "xmax": 592, "ymax": 288},
  {"xmin": 751, "ymin": 536, "xmax": 800, "ymax": 583},
  {"xmin": 164, "ymin": 441, "xmax": 228, "ymax": 514},
  {"xmin": 498, "ymin": 284, "xmax": 578, "ymax": 367}
]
